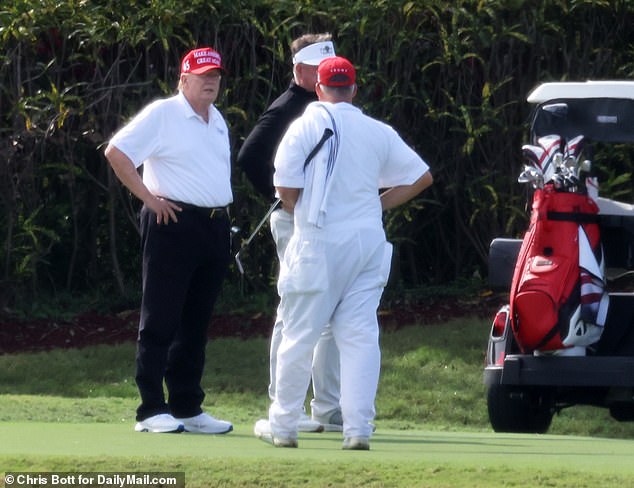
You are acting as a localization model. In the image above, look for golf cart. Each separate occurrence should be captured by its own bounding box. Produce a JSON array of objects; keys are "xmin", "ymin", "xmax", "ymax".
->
[{"xmin": 484, "ymin": 81, "xmax": 634, "ymax": 433}]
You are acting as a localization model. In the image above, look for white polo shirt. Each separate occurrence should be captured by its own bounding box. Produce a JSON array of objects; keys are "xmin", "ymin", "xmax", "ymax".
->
[
  {"xmin": 109, "ymin": 91, "xmax": 232, "ymax": 207},
  {"xmin": 274, "ymin": 101, "xmax": 429, "ymax": 230}
]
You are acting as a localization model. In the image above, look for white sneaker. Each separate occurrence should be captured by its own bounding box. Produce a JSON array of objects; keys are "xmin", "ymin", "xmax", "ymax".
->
[
  {"xmin": 312, "ymin": 411, "xmax": 377, "ymax": 433},
  {"xmin": 254, "ymin": 419, "xmax": 298, "ymax": 448},
  {"xmin": 134, "ymin": 413, "xmax": 184, "ymax": 433},
  {"xmin": 298, "ymin": 412, "xmax": 324, "ymax": 433},
  {"xmin": 175, "ymin": 412, "xmax": 233, "ymax": 434},
  {"xmin": 342, "ymin": 436, "xmax": 370, "ymax": 450},
  {"xmin": 312, "ymin": 410, "xmax": 343, "ymax": 432}
]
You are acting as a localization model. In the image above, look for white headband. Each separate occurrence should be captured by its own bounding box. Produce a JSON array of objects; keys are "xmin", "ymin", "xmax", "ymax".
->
[{"xmin": 292, "ymin": 41, "xmax": 336, "ymax": 66}]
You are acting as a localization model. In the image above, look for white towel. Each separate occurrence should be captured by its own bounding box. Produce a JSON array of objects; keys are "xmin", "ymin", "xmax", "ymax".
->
[{"xmin": 305, "ymin": 104, "xmax": 340, "ymax": 228}]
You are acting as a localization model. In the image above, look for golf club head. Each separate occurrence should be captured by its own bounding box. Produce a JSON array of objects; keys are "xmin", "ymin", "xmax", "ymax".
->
[
  {"xmin": 576, "ymin": 159, "xmax": 593, "ymax": 193},
  {"xmin": 518, "ymin": 165, "xmax": 539, "ymax": 182},
  {"xmin": 517, "ymin": 171, "xmax": 532, "ymax": 184},
  {"xmin": 552, "ymin": 173, "xmax": 565, "ymax": 190},
  {"xmin": 564, "ymin": 156, "xmax": 577, "ymax": 170},
  {"xmin": 517, "ymin": 165, "xmax": 544, "ymax": 189},
  {"xmin": 579, "ymin": 159, "xmax": 592, "ymax": 174},
  {"xmin": 234, "ymin": 250, "xmax": 245, "ymax": 275},
  {"xmin": 567, "ymin": 174, "xmax": 580, "ymax": 187}
]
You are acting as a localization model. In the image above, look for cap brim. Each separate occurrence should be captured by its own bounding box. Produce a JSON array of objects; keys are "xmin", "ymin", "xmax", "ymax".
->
[
  {"xmin": 299, "ymin": 57, "xmax": 327, "ymax": 66},
  {"xmin": 292, "ymin": 41, "xmax": 336, "ymax": 66},
  {"xmin": 188, "ymin": 65, "xmax": 224, "ymax": 75}
]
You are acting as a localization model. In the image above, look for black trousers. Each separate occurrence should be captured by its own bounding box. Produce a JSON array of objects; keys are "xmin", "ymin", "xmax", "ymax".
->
[{"xmin": 135, "ymin": 205, "xmax": 230, "ymax": 421}]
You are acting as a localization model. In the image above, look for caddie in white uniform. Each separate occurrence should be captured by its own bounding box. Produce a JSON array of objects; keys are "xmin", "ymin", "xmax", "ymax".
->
[
  {"xmin": 254, "ymin": 56, "xmax": 433, "ymax": 449},
  {"xmin": 238, "ymin": 34, "xmax": 343, "ymax": 432}
]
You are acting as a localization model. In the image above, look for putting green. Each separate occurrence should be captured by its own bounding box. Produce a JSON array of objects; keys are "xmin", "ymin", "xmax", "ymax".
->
[{"xmin": 1, "ymin": 422, "xmax": 633, "ymax": 476}]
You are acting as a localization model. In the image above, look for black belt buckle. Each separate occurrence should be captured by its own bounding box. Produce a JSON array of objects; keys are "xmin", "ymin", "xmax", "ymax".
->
[
  {"xmin": 167, "ymin": 200, "xmax": 228, "ymax": 219},
  {"xmin": 210, "ymin": 206, "xmax": 230, "ymax": 220}
]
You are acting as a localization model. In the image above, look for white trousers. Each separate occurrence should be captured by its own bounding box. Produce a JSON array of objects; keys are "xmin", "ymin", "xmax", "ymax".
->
[
  {"xmin": 269, "ymin": 209, "xmax": 341, "ymax": 418},
  {"xmin": 270, "ymin": 225, "xmax": 392, "ymax": 439}
]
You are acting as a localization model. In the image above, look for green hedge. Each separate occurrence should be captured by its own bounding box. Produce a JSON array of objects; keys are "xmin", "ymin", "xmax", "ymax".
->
[{"xmin": 2, "ymin": 0, "xmax": 634, "ymax": 308}]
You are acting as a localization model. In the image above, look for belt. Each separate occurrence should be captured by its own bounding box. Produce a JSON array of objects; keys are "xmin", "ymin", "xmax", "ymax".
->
[{"xmin": 169, "ymin": 200, "xmax": 229, "ymax": 219}]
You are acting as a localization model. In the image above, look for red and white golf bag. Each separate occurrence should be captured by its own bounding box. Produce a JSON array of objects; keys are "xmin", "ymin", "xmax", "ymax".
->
[{"xmin": 509, "ymin": 183, "xmax": 609, "ymax": 353}]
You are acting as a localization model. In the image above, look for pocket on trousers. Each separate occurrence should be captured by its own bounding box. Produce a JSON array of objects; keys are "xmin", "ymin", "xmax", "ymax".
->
[
  {"xmin": 378, "ymin": 241, "xmax": 393, "ymax": 287},
  {"xmin": 278, "ymin": 239, "xmax": 329, "ymax": 294}
]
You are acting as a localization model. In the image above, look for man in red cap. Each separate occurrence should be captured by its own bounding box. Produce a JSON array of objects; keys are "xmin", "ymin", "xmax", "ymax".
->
[
  {"xmin": 238, "ymin": 33, "xmax": 343, "ymax": 434},
  {"xmin": 255, "ymin": 56, "xmax": 433, "ymax": 450},
  {"xmin": 104, "ymin": 47, "xmax": 233, "ymax": 435}
]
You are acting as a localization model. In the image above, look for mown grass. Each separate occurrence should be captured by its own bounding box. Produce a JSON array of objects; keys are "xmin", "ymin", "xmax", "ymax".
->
[
  {"xmin": 2, "ymin": 317, "xmax": 634, "ymax": 487},
  {"xmin": 3, "ymin": 317, "xmax": 634, "ymax": 435}
]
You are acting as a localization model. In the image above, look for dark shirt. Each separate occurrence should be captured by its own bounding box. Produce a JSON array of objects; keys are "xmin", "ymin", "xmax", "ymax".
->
[{"xmin": 237, "ymin": 81, "xmax": 317, "ymax": 198}]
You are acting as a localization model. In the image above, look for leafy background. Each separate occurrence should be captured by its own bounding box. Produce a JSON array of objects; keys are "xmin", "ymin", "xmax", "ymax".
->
[{"xmin": 2, "ymin": 0, "xmax": 634, "ymax": 312}]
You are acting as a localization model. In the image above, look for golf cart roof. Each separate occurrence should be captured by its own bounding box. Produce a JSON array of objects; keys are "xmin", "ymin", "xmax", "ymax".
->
[
  {"xmin": 527, "ymin": 81, "xmax": 634, "ymax": 103},
  {"xmin": 527, "ymin": 81, "xmax": 634, "ymax": 143}
]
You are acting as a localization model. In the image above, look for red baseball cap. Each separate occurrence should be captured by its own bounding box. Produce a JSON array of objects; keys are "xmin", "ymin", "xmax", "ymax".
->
[
  {"xmin": 317, "ymin": 56, "xmax": 356, "ymax": 87},
  {"xmin": 181, "ymin": 47, "xmax": 223, "ymax": 75}
]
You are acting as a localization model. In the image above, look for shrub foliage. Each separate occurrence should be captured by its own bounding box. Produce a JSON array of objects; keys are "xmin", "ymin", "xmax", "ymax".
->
[{"xmin": 2, "ymin": 0, "xmax": 634, "ymax": 307}]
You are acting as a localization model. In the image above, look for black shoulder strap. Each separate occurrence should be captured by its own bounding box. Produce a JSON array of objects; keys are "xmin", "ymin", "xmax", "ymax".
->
[
  {"xmin": 303, "ymin": 128, "xmax": 334, "ymax": 169},
  {"xmin": 546, "ymin": 211, "xmax": 600, "ymax": 224}
]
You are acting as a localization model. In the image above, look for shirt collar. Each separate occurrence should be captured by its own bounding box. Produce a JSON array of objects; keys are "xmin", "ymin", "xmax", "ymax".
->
[
  {"xmin": 176, "ymin": 90, "xmax": 213, "ymax": 121},
  {"xmin": 289, "ymin": 81, "xmax": 318, "ymax": 101}
]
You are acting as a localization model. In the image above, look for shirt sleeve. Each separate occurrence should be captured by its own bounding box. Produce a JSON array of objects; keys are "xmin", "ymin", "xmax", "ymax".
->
[
  {"xmin": 108, "ymin": 101, "xmax": 163, "ymax": 168},
  {"xmin": 378, "ymin": 125, "xmax": 430, "ymax": 188},
  {"xmin": 237, "ymin": 88, "xmax": 314, "ymax": 199},
  {"xmin": 236, "ymin": 106, "xmax": 287, "ymax": 198},
  {"xmin": 273, "ymin": 118, "xmax": 308, "ymax": 189}
]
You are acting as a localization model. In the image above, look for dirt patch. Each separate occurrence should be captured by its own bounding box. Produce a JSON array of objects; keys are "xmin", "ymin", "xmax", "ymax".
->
[{"xmin": 0, "ymin": 294, "xmax": 505, "ymax": 354}]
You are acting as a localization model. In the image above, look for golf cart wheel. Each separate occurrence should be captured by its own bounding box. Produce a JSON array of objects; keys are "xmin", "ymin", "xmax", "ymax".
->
[
  {"xmin": 609, "ymin": 403, "xmax": 634, "ymax": 422},
  {"xmin": 487, "ymin": 384, "xmax": 553, "ymax": 434}
]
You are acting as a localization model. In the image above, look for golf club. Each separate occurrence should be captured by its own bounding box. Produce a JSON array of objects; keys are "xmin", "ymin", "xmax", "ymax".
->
[
  {"xmin": 234, "ymin": 198, "xmax": 281, "ymax": 274},
  {"xmin": 234, "ymin": 127, "xmax": 334, "ymax": 275}
]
